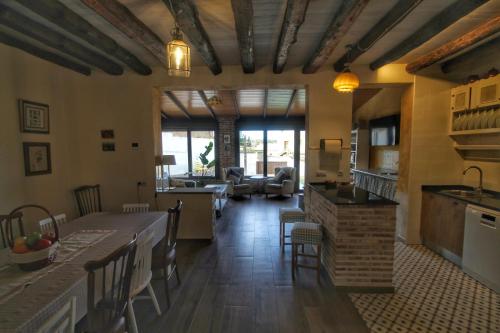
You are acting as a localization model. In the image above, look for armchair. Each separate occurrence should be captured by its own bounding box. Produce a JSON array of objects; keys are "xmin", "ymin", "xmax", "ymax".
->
[
  {"xmin": 265, "ymin": 167, "xmax": 296, "ymax": 198},
  {"xmin": 222, "ymin": 167, "xmax": 252, "ymax": 198}
]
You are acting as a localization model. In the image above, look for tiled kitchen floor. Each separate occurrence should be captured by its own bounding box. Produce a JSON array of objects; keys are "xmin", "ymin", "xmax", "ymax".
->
[{"xmin": 350, "ymin": 242, "xmax": 499, "ymax": 333}]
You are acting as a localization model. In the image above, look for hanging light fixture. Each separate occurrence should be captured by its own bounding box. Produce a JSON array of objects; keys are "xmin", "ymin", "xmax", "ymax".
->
[
  {"xmin": 333, "ymin": 45, "xmax": 359, "ymax": 93},
  {"xmin": 166, "ymin": 1, "xmax": 190, "ymax": 78}
]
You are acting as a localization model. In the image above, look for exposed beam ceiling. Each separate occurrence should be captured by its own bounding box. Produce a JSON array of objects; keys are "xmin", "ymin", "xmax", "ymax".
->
[
  {"xmin": 0, "ymin": 30, "xmax": 91, "ymax": 76},
  {"xmin": 370, "ymin": 0, "xmax": 489, "ymax": 70},
  {"xmin": 284, "ymin": 89, "xmax": 298, "ymax": 118},
  {"xmin": 197, "ymin": 90, "xmax": 217, "ymax": 119},
  {"xmin": 0, "ymin": 3, "xmax": 123, "ymax": 75},
  {"xmin": 165, "ymin": 91, "xmax": 192, "ymax": 119},
  {"xmin": 333, "ymin": 0, "xmax": 423, "ymax": 72},
  {"xmin": 16, "ymin": 0, "xmax": 151, "ymax": 75},
  {"xmin": 273, "ymin": 0, "xmax": 310, "ymax": 74},
  {"xmin": 231, "ymin": 90, "xmax": 240, "ymax": 118},
  {"xmin": 162, "ymin": 0, "xmax": 222, "ymax": 75},
  {"xmin": 231, "ymin": 0, "xmax": 255, "ymax": 73},
  {"xmin": 407, "ymin": 16, "xmax": 500, "ymax": 74},
  {"xmin": 302, "ymin": 0, "xmax": 369, "ymax": 74},
  {"xmin": 441, "ymin": 36, "xmax": 500, "ymax": 75},
  {"xmin": 80, "ymin": 0, "xmax": 167, "ymax": 67},
  {"xmin": 263, "ymin": 88, "xmax": 268, "ymax": 118}
]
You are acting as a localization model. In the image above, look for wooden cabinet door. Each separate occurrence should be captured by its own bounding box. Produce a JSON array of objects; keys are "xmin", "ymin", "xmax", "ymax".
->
[
  {"xmin": 451, "ymin": 85, "xmax": 471, "ymax": 112},
  {"xmin": 438, "ymin": 198, "xmax": 466, "ymax": 257},
  {"xmin": 471, "ymin": 76, "xmax": 500, "ymax": 108},
  {"xmin": 421, "ymin": 192, "xmax": 440, "ymax": 245}
]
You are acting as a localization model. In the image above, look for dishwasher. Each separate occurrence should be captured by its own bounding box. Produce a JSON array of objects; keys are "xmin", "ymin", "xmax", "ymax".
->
[{"xmin": 462, "ymin": 204, "xmax": 500, "ymax": 293}]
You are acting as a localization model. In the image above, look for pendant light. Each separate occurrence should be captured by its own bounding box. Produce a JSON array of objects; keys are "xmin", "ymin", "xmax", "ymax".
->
[
  {"xmin": 333, "ymin": 45, "xmax": 359, "ymax": 93},
  {"xmin": 166, "ymin": 1, "xmax": 190, "ymax": 78}
]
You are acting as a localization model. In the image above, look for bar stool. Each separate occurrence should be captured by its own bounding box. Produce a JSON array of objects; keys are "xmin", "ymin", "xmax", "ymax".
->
[
  {"xmin": 291, "ymin": 222, "xmax": 323, "ymax": 283},
  {"xmin": 278, "ymin": 208, "xmax": 305, "ymax": 253}
]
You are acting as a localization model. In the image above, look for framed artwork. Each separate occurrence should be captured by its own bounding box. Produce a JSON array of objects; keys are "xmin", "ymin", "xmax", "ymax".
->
[
  {"xmin": 19, "ymin": 99, "xmax": 49, "ymax": 134},
  {"xmin": 23, "ymin": 142, "xmax": 52, "ymax": 176},
  {"xmin": 223, "ymin": 134, "xmax": 230, "ymax": 144},
  {"xmin": 100, "ymin": 129, "xmax": 114, "ymax": 139},
  {"xmin": 102, "ymin": 142, "xmax": 115, "ymax": 152}
]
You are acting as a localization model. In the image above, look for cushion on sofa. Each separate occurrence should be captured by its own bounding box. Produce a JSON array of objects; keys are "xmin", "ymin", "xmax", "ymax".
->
[{"xmin": 229, "ymin": 174, "xmax": 241, "ymax": 185}]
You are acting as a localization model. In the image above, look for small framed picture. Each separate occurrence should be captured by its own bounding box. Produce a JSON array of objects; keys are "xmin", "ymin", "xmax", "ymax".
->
[
  {"xmin": 100, "ymin": 129, "xmax": 114, "ymax": 139},
  {"xmin": 23, "ymin": 142, "xmax": 51, "ymax": 176},
  {"xmin": 102, "ymin": 142, "xmax": 115, "ymax": 152},
  {"xmin": 19, "ymin": 99, "xmax": 50, "ymax": 134},
  {"xmin": 224, "ymin": 134, "xmax": 230, "ymax": 144}
]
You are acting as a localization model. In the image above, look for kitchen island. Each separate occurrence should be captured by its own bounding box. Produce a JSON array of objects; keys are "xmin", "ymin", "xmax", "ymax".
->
[{"xmin": 304, "ymin": 183, "xmax": 398, "ymax": 291}]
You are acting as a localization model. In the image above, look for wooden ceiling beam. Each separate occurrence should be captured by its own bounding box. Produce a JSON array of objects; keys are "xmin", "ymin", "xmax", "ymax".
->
[
  {"xmin": 263, "ymin": 89, "xmax": 268, "ymax": 118},
  {"xmin": 16, "ymin": 0, "xmax": 151, "ymax": 75},
  {"xmin": 0, "ymin": 31, "xmax": 91, "ymax": 76},
  {"xmin": 441, "ymin": 36, "xmax": 500, "ymax": 74},
  {"xmin": 284, "ymin": 89, "xmax": 298, "ymax": 118},
  {"xmin": 370, "ymin": 0, "xmax": 489, "ymax": 70},
  {"xmin": 162, "ymin": 0, "xmax": 222, "ymax": 75},
  {"xmin": 81, "ymin": 0, "xmax": 166, "ymax": 66},
  {"xmin": 165, "ymin": 91, "xmax": 192, "ymax": 120},
  {"xmin": 302, "ymin": 0, "xmax": 369, "ymax": 74},
  {"xmin": 231, "ymin": 91, "xmax": 240, "ymax": 119},
  {"xmin": 333, "ymin": 0, "xmax": 423, "ymax": 72},
  {"xmin": 197, "ymin": 90, "xmax": 217, "ymax": 119},
  {"xmin": 407, "ymin": 17, "xmax": 500, "ymax": 74},
  {"xmin": 161, "ymin": 111, "xmax": 168, "ymax": 119},
  {"xmin": 0, "ymin": 3, "xmax": 123, "ymax": 75},
  {"xmin": 273, "ymin": 0, "xmax": 310, "ymax": 74},
  {"xmin": 231, "ymin": 0, "xmax": 255, "ymax": 73}
]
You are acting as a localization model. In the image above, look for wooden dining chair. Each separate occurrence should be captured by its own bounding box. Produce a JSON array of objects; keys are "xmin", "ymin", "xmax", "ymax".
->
[
  {"xmin": 36, "ymin": 296, "xmax": 76, "ymax": 333},
  {"xmin": 39, "ymin": 213, "xmax": 68, "ymax": 234},
  {"xmin": 84, "ymin": 235, "xmax": 137, "ymax": 333},
  {"xmin": 151, "ymin": 200, "xmax": 183, "ymax": 308},
  {"xmin": 0, "ymin": 212, "xmax": 25, "ymax": 249},
  {"xmin": 122, "ymin": 203, "xmax": 150, "ymax": 214},
  {"xmin": 74, "ymin": 185, "xmax": 102, "ymax": 217},
  {"xmin": 127, "ymin": 232, "xmax": 161, "ymax": 333}
]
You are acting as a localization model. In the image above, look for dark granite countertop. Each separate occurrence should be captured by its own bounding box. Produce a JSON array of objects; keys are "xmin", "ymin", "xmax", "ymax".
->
[
  {"xmin": 351, "ymin": 168, "xmax": 399, "ymax": 181},
  {"xmin": 422, "ymin": 185, "xmax": 500, "ymax": 212},
  {"xmin": 308, "ymin": 183, "xmax": 398, "ymax": 206}
]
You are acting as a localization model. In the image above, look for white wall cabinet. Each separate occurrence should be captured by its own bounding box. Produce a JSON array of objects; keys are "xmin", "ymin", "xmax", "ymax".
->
[
  {"xmin": 450, "ymin": 85, "xmax": 471, "ymax": 112},
  {"xmin": 471, "ymin": 75, "xmax": 500, "ymax": 108}
]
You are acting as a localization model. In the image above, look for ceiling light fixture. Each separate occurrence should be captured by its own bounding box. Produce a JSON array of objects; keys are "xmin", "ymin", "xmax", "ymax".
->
[
  {"xmin": 333, "ymin": 45, "xmax": 359, "ymax": 93},
  {"xmin": 166, "ymin": 1, "xmax": 190, "ymax": 78},
  {"xmin": 207, "ymin": 95, "xmax": 223, "ymax": 106}
]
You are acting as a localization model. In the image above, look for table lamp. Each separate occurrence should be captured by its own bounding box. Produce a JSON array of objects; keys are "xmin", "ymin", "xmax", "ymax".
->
[
  {"xmin": 163, "ymin": 155, "xmax": 176, "ymax": 190},
  {"xmin": 155, "ymin": 155, "xmax": 176, "ymax": 191}
]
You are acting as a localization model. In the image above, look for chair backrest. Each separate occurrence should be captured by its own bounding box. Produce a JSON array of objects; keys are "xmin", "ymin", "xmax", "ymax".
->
[
  {"xmin": 39, "ymin": 213, "xmax": 67, "ymax": 234},
  {"xmin": 122, "ymin": 203, "xmax": 150, "ymax": 214},
  {"xmin": 275, "ymin": 167, "xmax": 297, "ymax": 182},
  {"xmin": 36, "ymin": 296, "xmax": 76, "ymax": 333},
  {"xmin": 0, "ymin": 212, "xmax": 24, "ymax": 249},
  {"xmin": 74, "ymin": 185, "xmax": 102, "ymax": 217},
  {"xmin": 222, "ymin": 167, "xmax": 245, "ymax": 181},
  {"xmin": 162, "ymin": 200, "xmax": 183, "ymax": 255},
  {"xmin": 130, "ymin": 232, "xmax": 154, "ymax": 297},
  {"xmin": 84, "ymin": 235, "xmax": 137, "ymax": 333}
]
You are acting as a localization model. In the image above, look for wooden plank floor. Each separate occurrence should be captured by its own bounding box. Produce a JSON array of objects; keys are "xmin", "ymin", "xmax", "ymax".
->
[{"xmin": 134, "ymin": 195, "xmax": 369, "ymax": 332}]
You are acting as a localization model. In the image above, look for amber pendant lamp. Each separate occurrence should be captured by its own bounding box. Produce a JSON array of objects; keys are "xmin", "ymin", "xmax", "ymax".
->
[
  {"xmin": 333, "ymin": 45, "xmax": 360, "ymax": 93},
  {"xmin": 166, "ymin": 1, "xmax": 191, "ymax": 78}
]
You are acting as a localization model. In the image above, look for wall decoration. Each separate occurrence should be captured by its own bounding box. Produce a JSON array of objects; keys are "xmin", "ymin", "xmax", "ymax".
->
[
  {"xmin": 100, "ymin": 129, "xmax": 114, "ymax": 139},
  {"xmin": 223, "ymin": 134, "xmax": 230, "ymax": 144},
  {"xmin": 102, "ymin": 142, "xmax": 115, "ymax": 152},
  {"xmin": 19, "ymin": 99, "xmax": 49, "ymax": 134},
  {"xmin": 23, "ymin": 142, "xmax": 51, "ymax": 176}
]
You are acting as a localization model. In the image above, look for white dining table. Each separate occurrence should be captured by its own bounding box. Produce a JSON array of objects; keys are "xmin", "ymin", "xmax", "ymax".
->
[{"xmin": 0, "ymin": 211, "xmax": 167, "ymax": 333}]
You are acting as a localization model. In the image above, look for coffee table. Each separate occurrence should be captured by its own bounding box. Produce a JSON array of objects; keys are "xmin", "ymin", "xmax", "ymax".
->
[{"xmin": 204, "ymin": 184, "xmax": 228, "ymax": 217}]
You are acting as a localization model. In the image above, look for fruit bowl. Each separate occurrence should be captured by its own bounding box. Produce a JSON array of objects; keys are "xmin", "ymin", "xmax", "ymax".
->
[{"xmin": 6, "ymin": 204, "xmax": 60, "ymax": 271}]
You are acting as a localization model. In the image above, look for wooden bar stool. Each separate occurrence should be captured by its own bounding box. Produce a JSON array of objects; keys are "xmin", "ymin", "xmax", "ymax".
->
[
  {"xmin": 278, "ymin": 208, "xmax": 305, "ymax": 253},
  {"xmin": 291, "ymin": 222, "xmax": 323, "ymax": 283}
]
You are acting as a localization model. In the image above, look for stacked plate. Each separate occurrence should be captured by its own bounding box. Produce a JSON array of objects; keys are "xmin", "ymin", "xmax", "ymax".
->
[{"xmin": 452, "ymin": 108, "xmax": 500, "ymax": 131}]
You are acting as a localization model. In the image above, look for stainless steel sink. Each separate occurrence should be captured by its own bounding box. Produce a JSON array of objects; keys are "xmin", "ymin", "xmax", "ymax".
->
[{"xmin": 440, "ymin": 189, "xmax": 493, "ymax": 198}]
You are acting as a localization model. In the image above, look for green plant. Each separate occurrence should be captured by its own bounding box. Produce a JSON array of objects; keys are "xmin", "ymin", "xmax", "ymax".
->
[{"xmin": 198, "ymin": 141, "xmax": 216, "ymax": 176}]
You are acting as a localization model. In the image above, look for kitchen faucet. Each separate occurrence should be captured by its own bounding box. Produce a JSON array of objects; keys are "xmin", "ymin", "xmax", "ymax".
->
[{"xmin": 463, "ymin": 166, "xmax": 483, "ymax": 195}]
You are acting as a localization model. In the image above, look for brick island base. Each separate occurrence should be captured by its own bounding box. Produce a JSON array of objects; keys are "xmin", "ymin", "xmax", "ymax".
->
[{"xmin": 305, "ymin": 184, "xmax": 397, "ymax": 292}]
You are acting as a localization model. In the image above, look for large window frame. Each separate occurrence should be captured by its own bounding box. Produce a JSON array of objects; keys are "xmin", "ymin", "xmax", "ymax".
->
[{"xmin": 162, "ymin": 127, "xmax": 218, "ymax": 179}]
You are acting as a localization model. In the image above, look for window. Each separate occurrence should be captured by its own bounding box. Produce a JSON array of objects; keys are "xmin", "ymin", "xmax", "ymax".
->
[
  {"xmin": 239, "ymin": 130, "xmax": 264, "ymax": 176},
  {"xmin": 191, "ymin": 131, "xmax": 216, "ymax": 177},
  {"xmin": 267, "ymin": 130, "xmax": 294, "ymax": 176},
  {"xmin": 162, "ymin": 130, "xmax": 216, "ymax": 178},
  {"xmin": 299, "ymin": 130, "xmax": 306, "ymax": 189}
]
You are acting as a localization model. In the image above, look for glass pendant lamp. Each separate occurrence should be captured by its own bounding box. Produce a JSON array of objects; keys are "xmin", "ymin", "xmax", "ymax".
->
[{"xmin": 167, "ymin": 24, "xmax": 191, "ymax": 78}]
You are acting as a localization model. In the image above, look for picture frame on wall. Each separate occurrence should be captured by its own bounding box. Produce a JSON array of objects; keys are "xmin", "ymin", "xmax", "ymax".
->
[
  {"xmin": 23, "ymin": 142, "xmax": 52, "ymax": 176},
  {"xmin": 19, "ymin": 99, "xmax": 50, "ymax": 134}
]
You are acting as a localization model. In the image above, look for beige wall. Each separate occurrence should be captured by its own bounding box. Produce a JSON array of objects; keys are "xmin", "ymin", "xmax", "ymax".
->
[{"xmin": 354, "ymin": 86, "xmax": 406, "ymax": 122}]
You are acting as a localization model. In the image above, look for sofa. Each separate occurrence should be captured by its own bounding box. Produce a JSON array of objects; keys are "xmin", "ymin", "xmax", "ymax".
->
[
  {"xmin": 265, "ymin": 167, "xmax": 296, "ymax": 198},
  {"xmin": 222, "ymin": 167, "xmax": 253, "ymax": 197}
]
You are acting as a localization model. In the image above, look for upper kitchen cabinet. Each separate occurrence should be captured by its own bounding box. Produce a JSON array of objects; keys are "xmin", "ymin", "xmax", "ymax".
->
[
  {"xmin": 451, "ymin": 85, "xmax": 471, "ymax": 112},
  {"xmin": 471, "ymin": 75, "xmax": 500, "ymax": 108}
]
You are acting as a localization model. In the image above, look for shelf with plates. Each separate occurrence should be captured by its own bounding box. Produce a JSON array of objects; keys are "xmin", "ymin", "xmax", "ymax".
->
[{"xmin": 453, "ymin": 144, "xmax": 500, "ymax": 162}]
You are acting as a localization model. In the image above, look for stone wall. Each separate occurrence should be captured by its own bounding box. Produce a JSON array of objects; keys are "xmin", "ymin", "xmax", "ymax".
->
[{"xmin": 217, "ymin": 116, "xmax": 236, "ymax": 170}]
